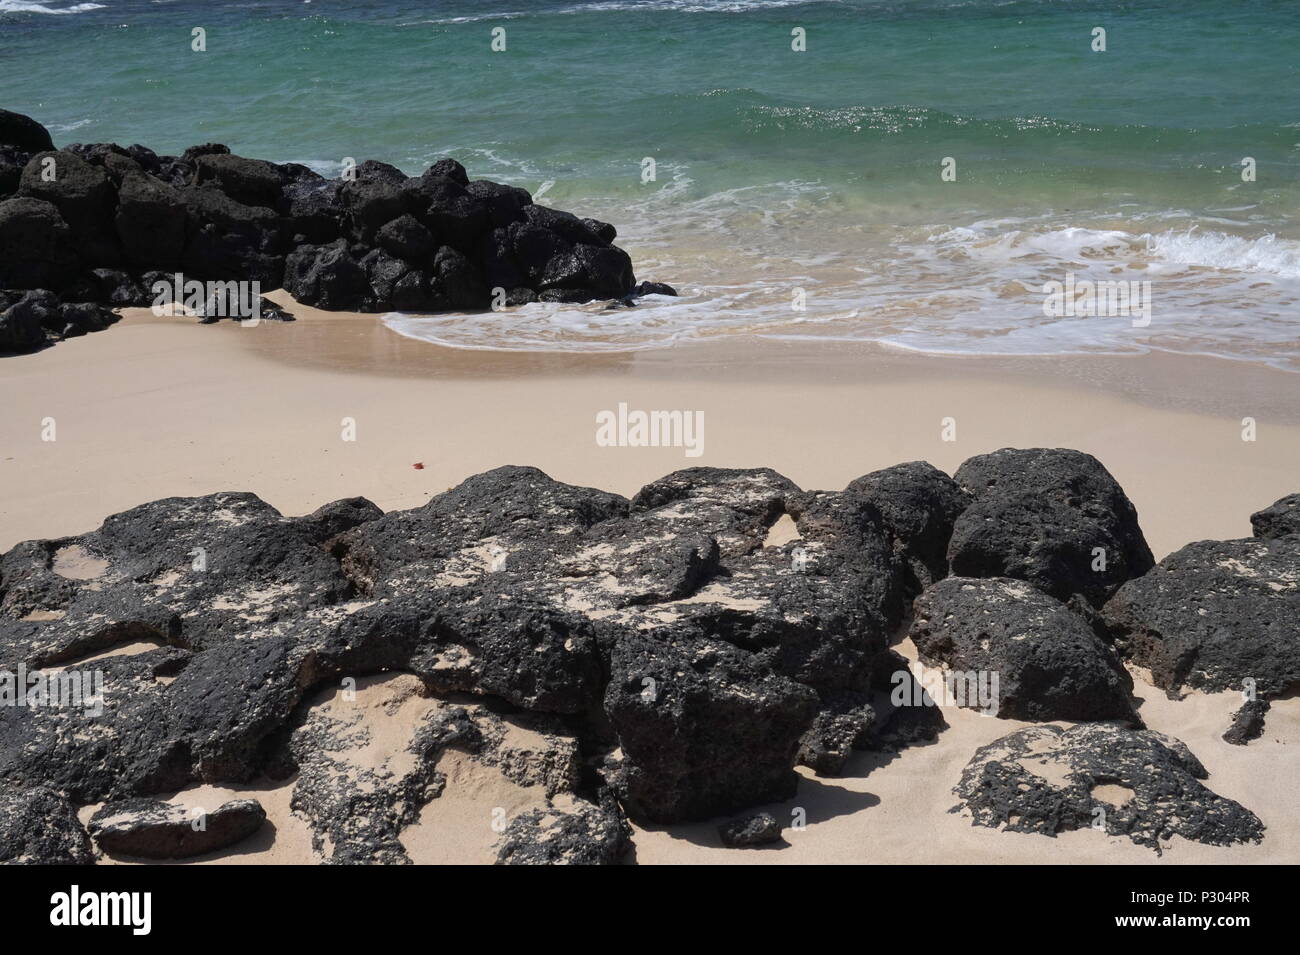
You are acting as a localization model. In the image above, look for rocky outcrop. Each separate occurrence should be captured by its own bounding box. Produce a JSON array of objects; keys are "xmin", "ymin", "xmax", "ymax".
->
[
  {"xmin": 88, "ymin": 797, "xmax": 266, "ymax": 859},
  {"xmin": 0, "ymin": 453, "xmax": 1287, "ymax": 862},
  {"xmin": 948, "ymin": 448, "xmax": 1154, "ymax": 608},
  {"xmin": 952, "ymin": 723, "xmax": 1264, "ymax": 852},
  {"xmin": 0, "ymin": 109, "xmax": 675, "ymax": 353},
  {"xmin": 910, "ymin": 577, "xmax": 1139, "ymax": 723},
  {"xmin": 1103, "ymin": 536, "xmax": 1300, "ymax": 698}
]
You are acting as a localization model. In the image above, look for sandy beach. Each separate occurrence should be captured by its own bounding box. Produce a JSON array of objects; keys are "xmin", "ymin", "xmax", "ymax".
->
[
  {"xmin": 4, "ymin": 292, "xmax": 1298, "ymax": 559},
  {"xmin": 3, "ymin": 301, "xmax": 1297, "ymax": 865}
]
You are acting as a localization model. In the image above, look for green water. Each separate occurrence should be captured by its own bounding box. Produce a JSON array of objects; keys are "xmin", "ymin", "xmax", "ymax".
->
[{"xmin": 3, "ymin": 0, "xmax": 1299, "ymax": 362}]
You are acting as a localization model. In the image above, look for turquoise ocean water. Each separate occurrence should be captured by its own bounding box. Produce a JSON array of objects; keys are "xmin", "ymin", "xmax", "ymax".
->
[{"xmin": 2, "ymin": 0, "xmax": 1298, "ymax": 365}]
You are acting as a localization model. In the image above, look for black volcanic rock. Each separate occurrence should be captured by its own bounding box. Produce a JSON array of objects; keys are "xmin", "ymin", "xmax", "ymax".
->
[
  {"xmin": 3, "ymin": 453, "xmax": 1238, "ymax": 851},
  {"xmin": 952, "ymin": 723, "xmax": 1263, "ymax": 852},
  {"xmin": 193, "ymin": 153, "xmax": 286, "ymax": 210},
  {"xmin": 0, "ymin": 196, "xmax": 79, "ymax": 289},
  {"xmin": 19, "ymin": 149, "xmax": 120, "ymax": 266},
  {"xmin": 115, "ymin": 172, "xmax": 186, "ymax": 268},
  {"xmin": 1223, "ymin": 699, "xmax": 1270, "ymax": 745},
  {"xmin": 0, "ymin": 111, "xmax": 663, "ymax": 336},
  {"xmin": 910, "ymin": 577, "xmax": 1138, "ymax": 722},
  {"xmin": 0, "ymin": 787, "xmax": 93, "ymax": 865},
  {"xmin": 292, "ymin": 497, "xmax": 384, "ymax": 547},
  {"xmin": 0, "ymin": 490, "xmax": 353, "ymax": 667},
  {"xmin": 496, "ymin": 796, "xmax": 631, "ymax": 865},
  {"xmin": 603, "ymin": 632, "xmax": 819, "ymax": 822},
  {"xmin": 718, "ymin": 811, "xmax": 784, "ymax": 847},
  {"xmin": 1251, "ymin": 493, "xmax": 1300, "ymax": 541},
  {"xmin": 89, "ymin": 797, "xmax": 266, "ymax": 859},
  {"xmin": 0, "ymin": 109, "xmax": 55, "ymax": 153},
  {"xmin": 1103, "ymin": 536, "xmax": 1300, "ymax": 697},
  {"xmin": 845, "ymin": 460, "xmax": 969, "ymax": 597},
  {"xmin": 948, "ymin": 447, "xmax": 1154, "ymax": 608}
]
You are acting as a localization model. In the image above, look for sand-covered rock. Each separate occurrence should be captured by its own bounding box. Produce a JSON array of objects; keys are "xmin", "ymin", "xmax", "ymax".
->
[
  {"xmin": 495, "ymin": 793, "xmax": 631, "ymax": 865},
  {"xmin": 88, "ymin": 797, "xmax": 266, "ymax": 859},
  {"xmin": 0, "ymin": 490, "xmax": 354, "ymax": 666},
  {"xmin": 4, "ymin": 453, "xmax": 1276, "ymax": 855},
  {"xmin": 948, "ymin": 448, "xmax": 1154, "ymax": 608},
  {"xmin": 910, "ymin": 577, "xmax": 1138, "ymax": 722},
  {"xmin": 1103, "ymin": 536, "xmax": 1300, "ymax": 697},
  {"xmin": 0, "ymin": 786, "xmax": 93, "ymax": 865},
  {"xmin": 953, "ymin": 723, "xmax": 1264, "ymax": 852}
]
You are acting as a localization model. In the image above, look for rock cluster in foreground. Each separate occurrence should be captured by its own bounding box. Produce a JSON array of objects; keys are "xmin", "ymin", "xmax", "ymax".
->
[
  {"xmin": 0, "ymin": 108, "xmax": 674, "ymax": 352},
  {"xmin": 1, "ymin": 449, "xmax": 1295, "ymax": 863}
]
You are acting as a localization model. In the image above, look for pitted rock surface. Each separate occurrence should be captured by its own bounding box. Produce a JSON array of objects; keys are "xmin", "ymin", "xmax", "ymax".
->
[
  {"xmin": 952, "ymin": 723, "xmax": 1263, "ymax": 852},
  {"xmin": 910, "ymin": 577, "xmax": 1138, "ymax": 722}
]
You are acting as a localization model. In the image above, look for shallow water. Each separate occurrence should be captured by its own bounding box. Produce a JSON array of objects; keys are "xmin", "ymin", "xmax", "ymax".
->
[{"xmin": 4, "ymin": 0, "xmax": 1298, "ymax": 365}]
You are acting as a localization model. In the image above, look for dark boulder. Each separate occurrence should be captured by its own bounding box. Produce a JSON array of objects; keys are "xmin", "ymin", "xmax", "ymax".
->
[
  {"xmin": 910, "ymin": 577, "xmax": 1139, "ymax": 722},
  {"xmin": 0, "ymin": 787, "xmax": 93, "ymax": 865},
  {"xmin": 181, "ymin": 184, "xmax": 286, "ymax": 286},
  {"xmin": 0, "ymin": 289, "xmax": 52, "ymax": 352},
  {"xmin": 845, "ymin": 461, "xmax": 969, "ymax": 596},
  {"xmin": 284, "ymin": 239, "xmax": 368, "ymax": 308},
  {"xmin": 360, "ymin": 247, "xmax": 410, "ymax": 307},
  {"xmin": 192, "ymin": 153, "xmax": 286, "ymax": 211},
  {"xmin": 431, "ymin": 244, "xmax": 489, "ymax": 309},
  {"xmin": 0, "ymin": 196, "xmax": 79, "ymax": 289},
  {"xmin": 1223, "ymin": 699, "xmax": 1270, "ymax": 745},
  {"xmin": 425, "ymin": 157, "xmax": 469, "ymax": 185},
  {"xmin": 0, "ymin": 109, "xmax": 55, "ymax": 153},
  {"xmin": 539, "ymin": 243, "xmax": 635, "ymax": 299},
  {"xmin": 19, "ymin": 149, "xmax": 120, "ymax": 266},
  {"xmin": 948, "ymin": 448, "xmax": 1154, "ymax": 608},
  {"xmin": 718, "ymin": 811, "xmax": 784, "ymax": 847},
  {"xmin": 115, "ymin": 172, "xmax": 186, "ymax": 268},
  {"xmin": 375, "ymin": 213, "xmax": 435, "ymax": 263},
  {"xmin": 524, "ymin": 204, "xmax": 609, "ymax": 246},
  {"xmin": 88, "ymin": 797, "xmax": 266, "ymax": 859},
  {"xmin": 632, "ymin": 281, "xmax": 677, "ymax": 297},
  {"xmin": 603, "ymin": 631, "xmax": 819, "ymax": 823},
  {"xmin": 283, "ymin": 177, "xmax": 343, "ymax": 244},
  {"xmin": 1251, "ymin": 493, "xmax": 1300, "ymax": 540},
  {"xmin": 340, "ymin": 177, "xmax": 406, "ymax": 243},
  {"xmin": 405, "ymin": 175, "xmax": 490, "ymax": 253},
  {"xmin": 466, "ymin": 179, "xmax": 531, "ymax": 228},
  {"xmin": 952, "ymin": 723, "xmax": 1264, "ymax": 852},
  {"xmin": 509, "ymin": 221, "xmax": 570, "ymax": 284},
  {"xmin": 1103, "ymin": 536, "xmax": 1300, "ymax": 697},
  {"xmin": 90, "ymin": 268, "xmax": 147, "ymax": 307}
]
